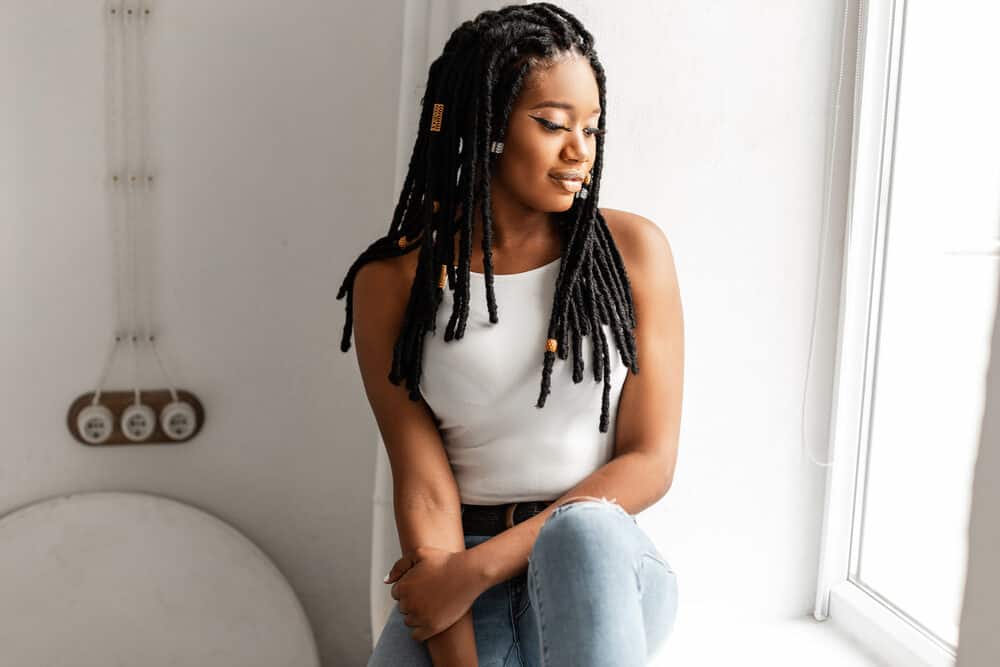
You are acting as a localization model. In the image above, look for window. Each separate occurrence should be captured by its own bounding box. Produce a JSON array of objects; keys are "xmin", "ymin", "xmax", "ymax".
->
[{"xmin": 814, "ymin": 1, "xmax": 998, "ymax": 665}]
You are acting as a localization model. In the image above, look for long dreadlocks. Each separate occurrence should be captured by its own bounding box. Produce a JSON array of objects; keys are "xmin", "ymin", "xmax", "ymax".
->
[{"xmin": 337, "ymin": 2, "xmax": 639, "ymax": 433}]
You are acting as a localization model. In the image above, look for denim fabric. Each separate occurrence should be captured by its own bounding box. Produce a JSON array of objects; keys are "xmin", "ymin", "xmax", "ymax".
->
[{"xmin": 368, "ymin": 499, "xmax": 678, "ymax": 666}]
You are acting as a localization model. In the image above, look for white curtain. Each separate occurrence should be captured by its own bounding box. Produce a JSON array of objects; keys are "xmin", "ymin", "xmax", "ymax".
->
[{"xmin": 369, "ymin": 0, "xmax": 513, "ymax": 648}]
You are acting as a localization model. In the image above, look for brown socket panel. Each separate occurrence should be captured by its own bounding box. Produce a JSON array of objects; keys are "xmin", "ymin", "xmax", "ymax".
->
[{"xmin": 67, "ymin": 389, "xmax": 204, "ymax": 446}]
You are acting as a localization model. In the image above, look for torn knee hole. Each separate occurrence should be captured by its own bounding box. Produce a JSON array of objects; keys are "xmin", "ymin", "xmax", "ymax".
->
[{"xmin": 557, "ymin": 495, "xmax": 621, "ymax": 509}]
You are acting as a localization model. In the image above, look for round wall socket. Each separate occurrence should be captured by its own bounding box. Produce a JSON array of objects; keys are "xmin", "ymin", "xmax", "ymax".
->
[
  {"xmin": 121, "ymin": 403, "xmax": 157, "ymax": 442},
  {"xmin": 77, "ymin": 405, "xmax": 115, "ymax": 444},
  {"xmin": 160, "ymin": 401, "xmax": 197, "ymax": 440}
]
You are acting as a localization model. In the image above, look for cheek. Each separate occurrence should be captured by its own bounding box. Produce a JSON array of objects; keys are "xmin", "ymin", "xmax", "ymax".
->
[
  {"xmin": 494, "ymin": 155, "xmax": 531, "ymax": 188},
  {"xmin": 499, "ymin": 150, "xmax": 560, "ymax": 194},
  {"xmin": 500, "ymin": 164, "xmax": 568, "ymax": 207}
]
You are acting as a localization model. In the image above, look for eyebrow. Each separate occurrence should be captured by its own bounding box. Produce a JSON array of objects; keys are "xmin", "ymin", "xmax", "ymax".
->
[{"xmin": 528, "ymin": 100, "xmax": 602, "ymax": 115}]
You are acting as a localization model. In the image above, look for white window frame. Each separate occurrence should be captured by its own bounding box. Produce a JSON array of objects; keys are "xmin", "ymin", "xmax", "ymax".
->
[{"xmin": 813, "ymin": 2, "xmax": 958, "ymax": 665}]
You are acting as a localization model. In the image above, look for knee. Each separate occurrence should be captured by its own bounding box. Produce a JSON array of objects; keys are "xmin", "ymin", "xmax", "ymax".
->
[{"xmin": 533, "ymin": 496, "xmax": 632, "ymax": 558}]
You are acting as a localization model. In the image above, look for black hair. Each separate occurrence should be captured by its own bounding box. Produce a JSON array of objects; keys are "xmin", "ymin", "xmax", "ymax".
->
[{"xmin": 337, "ymin": 2, "xmax": 638, "ymax": 432}]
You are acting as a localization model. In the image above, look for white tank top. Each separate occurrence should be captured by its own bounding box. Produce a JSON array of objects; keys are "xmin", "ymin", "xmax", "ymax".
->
[{"xmin": 419, "ymin": 257, "xmax": 629, "ymax": 505}]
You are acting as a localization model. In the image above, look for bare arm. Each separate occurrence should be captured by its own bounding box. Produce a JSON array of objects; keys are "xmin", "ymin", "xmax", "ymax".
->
[{"xmin": 353, "ymin": 259, "xmax": 478, "ymax": 667}]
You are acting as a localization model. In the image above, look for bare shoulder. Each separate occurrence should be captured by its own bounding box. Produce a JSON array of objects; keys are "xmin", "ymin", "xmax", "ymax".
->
[
  {"xmin": 353, "ymin": 253, "xmax": 416, "ymax": 315},
  {"xmin": 598, "ymin": 207, "xmax": 675, "ymax": 283},
  {"xmin": 351, "ymin": 254, "xmax": 418, "ymax": 370}
]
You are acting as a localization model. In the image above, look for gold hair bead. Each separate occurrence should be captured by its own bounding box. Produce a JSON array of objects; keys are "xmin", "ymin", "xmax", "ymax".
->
[
  {"xmin": 397, "ymin": 229, "xmax": 425, "ymax": 249},
  {"xmin": 438, "ymin": 264, "xmax": 448, "ymax": 288},
  {"xmin": 546, "ymin": 338, "xmax": 558, "ymax": 353},
  {"xmin": 430, "ymin": 103, "xmax": 444, "ymax": 132},
  {"xmin": 584, "ymin": 172, "xmax": 592, "ymax": 185}
]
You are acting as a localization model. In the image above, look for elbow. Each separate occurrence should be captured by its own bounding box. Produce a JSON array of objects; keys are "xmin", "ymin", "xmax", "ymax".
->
[
  {"xmin": 652, "ymin": 472, "xmax": 672, "ymax": 503},
  {"xmin": 656, "ymin": 455, "xmax": 676, "ymax": 499}
]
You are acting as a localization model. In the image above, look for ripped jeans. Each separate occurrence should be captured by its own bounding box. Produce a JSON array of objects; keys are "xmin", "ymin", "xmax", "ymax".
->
[{"xmin": 367, "ymin": 497, "xmax": 679, "ymax": 666}]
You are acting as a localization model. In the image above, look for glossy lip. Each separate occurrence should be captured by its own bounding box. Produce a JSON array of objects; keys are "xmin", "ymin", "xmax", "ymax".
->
[
  {"xmin": 549, "ymin": 170, "xmax": 585, "ymax": 181},
  {"xmin": 549, "ymin": 175, "xmax": 583, "ymax": 192}
]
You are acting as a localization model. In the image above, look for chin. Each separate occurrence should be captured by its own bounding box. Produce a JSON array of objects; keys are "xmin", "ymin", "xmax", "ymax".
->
[
  {"xmin": 537, "ymin": 192, "xmax": 574, "ymax": 210},
  {"xmin": 524, "ymin": 193, "xmax": 576, "ymax": 213}
]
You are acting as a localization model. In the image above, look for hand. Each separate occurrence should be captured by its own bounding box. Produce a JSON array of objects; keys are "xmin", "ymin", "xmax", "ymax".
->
[{"xmin": 385, "ymin": 546, "xmax": 483, "ymax": 642}]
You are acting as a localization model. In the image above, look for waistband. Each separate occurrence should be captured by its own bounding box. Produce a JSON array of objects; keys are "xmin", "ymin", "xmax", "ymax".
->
[{"xmin": 461, "ymin": 500, "xmax": 557, "ymax": 537}]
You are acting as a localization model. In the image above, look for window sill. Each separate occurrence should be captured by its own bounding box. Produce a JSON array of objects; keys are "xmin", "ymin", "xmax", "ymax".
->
[{"xmin": 651, "ymin": 612, "xmax": 889, "ymax": 666}]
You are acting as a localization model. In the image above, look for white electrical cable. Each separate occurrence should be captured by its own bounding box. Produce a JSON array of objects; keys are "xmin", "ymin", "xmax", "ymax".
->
[
  {"xmin": 124, "ymin": 1, "xmax": 143, "ymax": 407},
  {"xmin": 136, "ymin": 0, "xmax": 150, "ymax": 342},
  {"xmin": 107, "ymin": 1, "xmax": 124, "ymax": 338},
  {"xmin": 93, "ymin": 0, "xmax": 126, "ymax": 406},
  {"xmin": 94, "ymin": 0, "xmax": 182, "ymax": 413},
  {"xmin": 136, "ymin": 0, "xmax": 180, "ymax": 403},
  {"xmin": 800, "ymin": 0, "xmax": 864, "ymax": 467}
]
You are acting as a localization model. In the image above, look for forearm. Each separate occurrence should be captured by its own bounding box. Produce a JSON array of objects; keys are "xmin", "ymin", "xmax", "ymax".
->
[
  {"xmin": 464, "ymin": 452, "xmax": 671, "ymax": 589},
  {"xmin": 394, "ymin": 492, "xmax": 466, "ymax": 555},
  {"xmin": 426, "ymin": 611, "xmax": 477, "ymax": 667},
  {"xmin": 393, "ymin": 495, "xmax": 478, "ymax": 667}
]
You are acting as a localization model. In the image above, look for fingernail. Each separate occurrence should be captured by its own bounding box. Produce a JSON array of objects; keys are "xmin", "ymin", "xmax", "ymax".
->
[{"xmin": 383, "ymin": 572, "xmax": 391, "ymax": 583}]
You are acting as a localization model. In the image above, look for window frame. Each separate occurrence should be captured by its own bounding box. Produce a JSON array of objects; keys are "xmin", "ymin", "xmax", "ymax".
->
[{"xmin": 813, "ymin": 2, "xmax": 958, "ymax": 665}]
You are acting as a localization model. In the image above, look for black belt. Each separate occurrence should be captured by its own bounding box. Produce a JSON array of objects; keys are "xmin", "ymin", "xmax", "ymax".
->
[{"xmin": 461, "ymin": 500, "xmax": 557, "ymax": 537}]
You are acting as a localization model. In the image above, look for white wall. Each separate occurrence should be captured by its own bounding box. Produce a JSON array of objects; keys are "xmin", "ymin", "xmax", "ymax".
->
[
  {"xmin": 5, "ymin": 1, "xmax": 405, "ymax": 665},
  {"xmin": 556, "ymin": 0, "xmax": 855, "ymax": 626}
]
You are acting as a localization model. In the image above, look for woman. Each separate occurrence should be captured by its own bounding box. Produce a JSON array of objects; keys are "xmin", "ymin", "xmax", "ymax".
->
[{"xmin": 339, "ymin": 3, "xmax": 684, "ymax": 665}]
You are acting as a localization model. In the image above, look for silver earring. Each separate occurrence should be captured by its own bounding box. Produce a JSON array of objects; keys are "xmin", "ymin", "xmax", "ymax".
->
[{"xmin": 490, "ymin": 141, "xmax": 504, "ymax": 154}]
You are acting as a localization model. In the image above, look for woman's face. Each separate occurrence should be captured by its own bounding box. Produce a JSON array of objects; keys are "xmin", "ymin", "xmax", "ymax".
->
[{"xmin": 492, "ymin": 54, "xmax": 602, "ymax": 213}]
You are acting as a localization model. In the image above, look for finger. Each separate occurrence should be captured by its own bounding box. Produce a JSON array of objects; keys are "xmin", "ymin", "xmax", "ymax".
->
[
  {"xmin": 386, "ymin": 554, "xmax": 414, "ymax": 584},
  {"xmin": 385, "ymin": 557, "xmax": 405, "ymax": 583},
  {"xmin": 387, "ymin": 555, "xmax": 417, "ymax": 584}
]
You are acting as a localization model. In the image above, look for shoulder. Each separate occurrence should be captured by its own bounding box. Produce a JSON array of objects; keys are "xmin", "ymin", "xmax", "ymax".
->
[
  {"xmin": 598, "ymin": 207, "xmax": 675, "ymax": 283},
  {"xmin": 354, "ymin": 252, "xmax": 416, "ymax": 298},
  {"xmin": 352, "ymin": 254, "xmax": 415, "ymax": 335}
]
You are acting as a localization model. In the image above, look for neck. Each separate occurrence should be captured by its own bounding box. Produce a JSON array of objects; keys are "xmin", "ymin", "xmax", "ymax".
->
[
  {"xmin": 456, "ymin": 200, "xmax": 559, "ymax": 256},
  {"xmin": 476, "ymin": 210, "xmax": 554, "ymax": 252}
]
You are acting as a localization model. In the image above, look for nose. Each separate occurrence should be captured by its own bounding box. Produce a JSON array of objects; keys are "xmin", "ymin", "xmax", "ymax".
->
[{"xmin": 561, "ymin": 128, "xmax": 593, "ymax": 163}]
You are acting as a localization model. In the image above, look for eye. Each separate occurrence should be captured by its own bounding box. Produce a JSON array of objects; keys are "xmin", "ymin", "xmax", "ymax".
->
[
  {"xmin": 533, "ymin": 117, "xmax": 565, "ymax": 132},
  {"xmin": 531, "ymin": 116, "xmax": 606, "ymax": 137}
]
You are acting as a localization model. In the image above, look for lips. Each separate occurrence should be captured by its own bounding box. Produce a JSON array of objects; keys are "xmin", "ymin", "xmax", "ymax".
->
[
  {"xmin": 550, "ymin": 175, "xmax": 583, "ymax": 192},
  {"xmin": 550, "ymin": 171, "xmax": 584, "ymax": 181}
]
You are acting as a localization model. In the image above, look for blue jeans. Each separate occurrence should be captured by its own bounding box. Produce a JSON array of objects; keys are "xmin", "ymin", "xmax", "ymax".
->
[{"xmin": 368, "ymin": 498, "xmax": 679, "ymax": 666}]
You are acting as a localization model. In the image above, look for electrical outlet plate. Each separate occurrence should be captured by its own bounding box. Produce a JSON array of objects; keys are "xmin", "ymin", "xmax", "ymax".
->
[{"xmin": 66, "ymin": 390, "xmax": 204, "ymax": 446}]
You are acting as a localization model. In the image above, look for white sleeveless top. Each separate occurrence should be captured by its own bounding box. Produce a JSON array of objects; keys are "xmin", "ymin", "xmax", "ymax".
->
[{"xmin": 419, "ymin": 257, "xmax": 629, "ymax": 505}]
